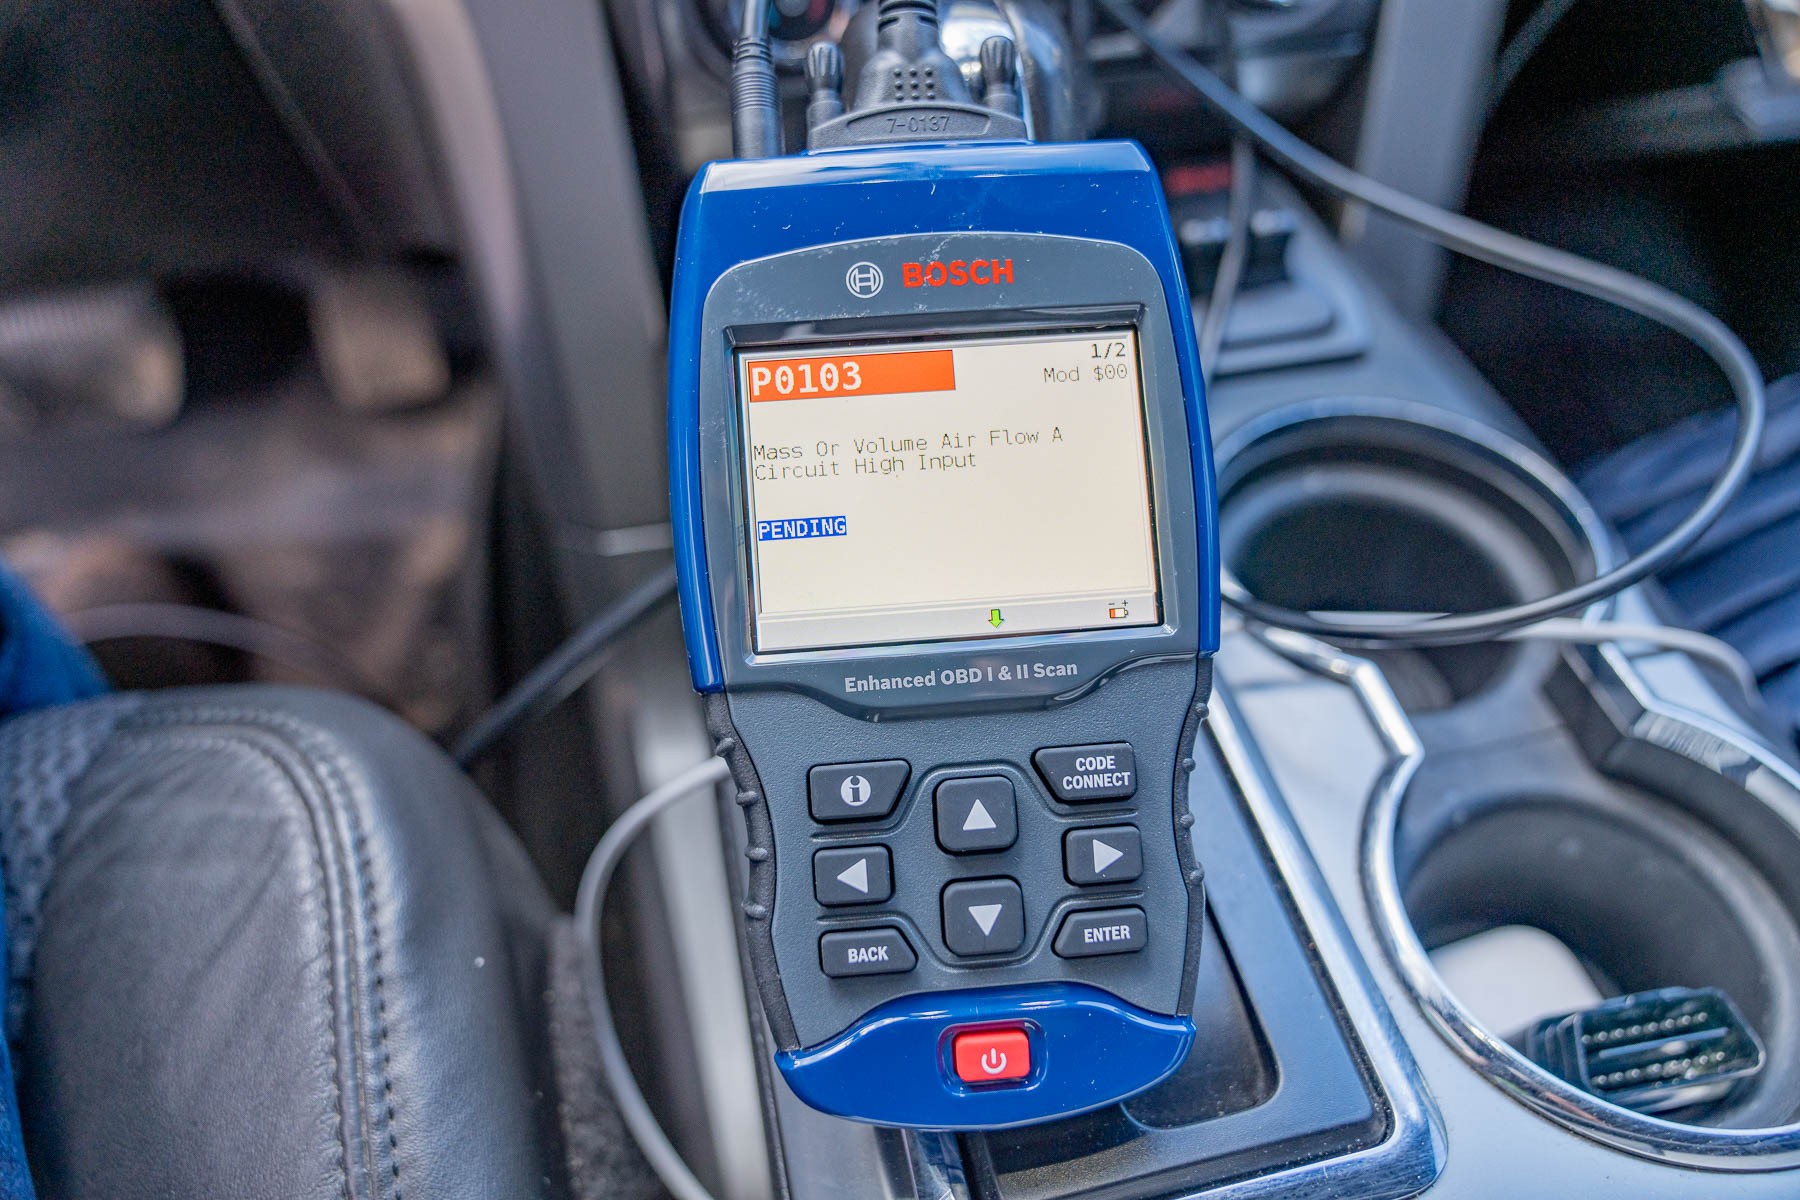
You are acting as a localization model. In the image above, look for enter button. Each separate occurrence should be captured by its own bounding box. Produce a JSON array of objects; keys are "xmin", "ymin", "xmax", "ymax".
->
[{"xmin": 1054, "ymin": 907, "xmax": 1147, "ymax": 958}]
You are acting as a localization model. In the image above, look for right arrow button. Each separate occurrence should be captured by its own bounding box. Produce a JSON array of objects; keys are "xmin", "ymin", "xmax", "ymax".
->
[{"xmin": 1064, "ymin": 825, "xmax": 1143, "ymax": 886}]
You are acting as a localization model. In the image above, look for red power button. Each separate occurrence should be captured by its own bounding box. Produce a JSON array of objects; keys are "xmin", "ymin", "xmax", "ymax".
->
[{"xmin": 952, "ymin": 1027, "xmax": 1031, "ymax": 1084}]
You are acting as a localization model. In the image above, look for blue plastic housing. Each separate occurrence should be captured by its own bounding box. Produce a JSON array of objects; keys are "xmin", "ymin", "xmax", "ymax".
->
[
  {"xmin": 668, "ymin": 139, "xmax": 1214, "ymax": 1129},
  {"xmin": 776, "ymin": 982, "xmax": 1195, "ymax": 1130},
  {"xmin": 668, "ymin": 140, "xmax": 1220, "ymax": 692}
]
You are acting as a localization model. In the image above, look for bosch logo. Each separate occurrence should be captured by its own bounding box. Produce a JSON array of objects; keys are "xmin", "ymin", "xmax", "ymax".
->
[
  {"xmin": 845, "ymin": 262, "xmax": 885, "ymax": 298},
  {"xmin": 902, "ymin": 258, "xmax": 1014, "ymax": 289}
]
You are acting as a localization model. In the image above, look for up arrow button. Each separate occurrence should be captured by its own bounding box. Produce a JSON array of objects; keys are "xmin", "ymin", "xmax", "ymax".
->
[{"xmin": 935, "ymin": 777, "xmax": 1017, "ymax": 853}]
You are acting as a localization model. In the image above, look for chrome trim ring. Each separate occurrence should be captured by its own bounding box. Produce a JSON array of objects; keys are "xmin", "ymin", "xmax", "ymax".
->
[
  {"xmin": 1219, "ymin": 402, "xmax": 1800, "ymax": 1168},
  {"xmin": 1353, "ymin": 623, "xmax": 1800, "ymax": 1170},
  {"xmin": 1213, "ymin": 394, "xmax": 1622, "ymax": 588}
]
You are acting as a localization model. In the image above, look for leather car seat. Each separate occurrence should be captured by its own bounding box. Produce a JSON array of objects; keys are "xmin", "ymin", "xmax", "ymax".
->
[{"xmin": 0, "ymin": 685, "xmax": 629, "ymax": 1199}]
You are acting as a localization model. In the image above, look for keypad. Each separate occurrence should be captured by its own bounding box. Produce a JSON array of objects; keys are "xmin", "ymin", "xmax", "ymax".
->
[{"xmin": 805, "ymin": 742, "xmax": 1144, "ymax": 977}]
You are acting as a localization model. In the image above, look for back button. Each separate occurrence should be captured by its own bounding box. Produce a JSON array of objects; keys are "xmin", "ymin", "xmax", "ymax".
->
[{"xmin": 820, "ymin": 927, "xmax": 917, "ymax": 978}]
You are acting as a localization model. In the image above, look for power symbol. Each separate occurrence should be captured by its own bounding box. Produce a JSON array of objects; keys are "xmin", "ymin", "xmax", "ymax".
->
[{"xmin": 954, "ymin": 1030, "xmax": 1028, "ymax": 1083}]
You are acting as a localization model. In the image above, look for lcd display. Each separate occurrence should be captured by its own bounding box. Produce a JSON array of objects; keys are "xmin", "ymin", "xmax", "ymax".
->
[{"xmin": 737, "ymin": 328, "xmax": 1161, "ymax": 652}]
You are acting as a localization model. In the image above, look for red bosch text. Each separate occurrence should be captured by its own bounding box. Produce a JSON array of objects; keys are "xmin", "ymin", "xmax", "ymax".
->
[{"xmin": 901, "ymin": 258, "xmax": 1015, "ymax": 289}]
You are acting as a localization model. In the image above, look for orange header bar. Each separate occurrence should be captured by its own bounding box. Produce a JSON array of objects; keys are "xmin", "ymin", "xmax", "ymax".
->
[{"xmin": 746, "ymin": 349, "xmax": 955, "ymax": 402}]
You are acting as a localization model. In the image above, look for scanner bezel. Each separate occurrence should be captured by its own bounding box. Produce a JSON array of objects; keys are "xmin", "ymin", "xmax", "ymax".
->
[{"xmin": 693, "ymin": 232, "xmax": 1203, "ymax": 717}]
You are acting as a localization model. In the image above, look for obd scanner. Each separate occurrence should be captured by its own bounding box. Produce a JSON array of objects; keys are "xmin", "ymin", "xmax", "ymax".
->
[{"xmin": 668, "ymin": 0, "xmax": 1219, "ymax": 1130}]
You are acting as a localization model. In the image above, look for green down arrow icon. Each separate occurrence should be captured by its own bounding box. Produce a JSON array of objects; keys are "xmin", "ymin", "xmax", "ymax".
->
[{"xmin": 988, "ymin": 609, "xmax": 1004, "ymax": 628}]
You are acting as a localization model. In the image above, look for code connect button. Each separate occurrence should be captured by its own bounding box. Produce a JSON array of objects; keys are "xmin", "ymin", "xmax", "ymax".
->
[
  {"xmin": 951, "ymin": 1027, "xmax": 1031, "ymax": 1084},
  {"xmin": 1033, "ymin": 743, "xmax": 1137, "ymax": 803}
]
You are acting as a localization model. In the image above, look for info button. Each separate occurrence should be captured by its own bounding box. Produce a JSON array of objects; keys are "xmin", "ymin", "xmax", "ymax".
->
[
  {"xmin": 1033, "ymin": 743, "xmax": 1137, "ymax": 803},
  {"xmin": 809, "ymin": 760, "xmax": 909, "ymax": 822}
]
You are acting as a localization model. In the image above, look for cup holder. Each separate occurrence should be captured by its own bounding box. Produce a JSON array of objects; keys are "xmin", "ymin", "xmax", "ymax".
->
[
  {"xmin": 1400, "ymin": 783, "xmax": 1800, "ymax": 1130},
  {"xmin": 1222, "ymin": 399, "xmax": 1800, "ymax": 1166},
  {"xmin": 1353, "ymin": 666, "xmax": 1800, "ymax": 1164},
  {"xmin": 1216, "ymin": 400, "xmax": 1606, "ymax": 713}
]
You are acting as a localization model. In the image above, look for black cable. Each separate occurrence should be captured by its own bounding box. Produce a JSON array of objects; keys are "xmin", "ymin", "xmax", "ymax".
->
[
  {"xmin": 1098, "ymin": 0, "xmax": 1767, "ymax": 648},
  {"xmin": 1198, "ymin": 137, "xmax": 1254, "ymax": 390},
  {"xmin": 1196, "ymin": 1, "xmax": 1254, "ymax": 391},
  {"xmin": 731, "ymin": 0, "xmax": 782, "ymax": 158},
  {"xmin": 453, "ymin": 563, "xmax": 679, "ymax": 768},
  {"xmin": 1486, "ymin": 0, "xmax": 1583, "ymax": 123}
]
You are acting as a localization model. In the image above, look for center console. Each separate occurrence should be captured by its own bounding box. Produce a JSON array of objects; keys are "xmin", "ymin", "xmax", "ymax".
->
[
  {"xmin": 379, "ymin": 0, "xmax": 1800, "ymax": 1192},
  {"xmin": 720, "ymin": 178, "xmax": 1800, "ymax": 1200}
]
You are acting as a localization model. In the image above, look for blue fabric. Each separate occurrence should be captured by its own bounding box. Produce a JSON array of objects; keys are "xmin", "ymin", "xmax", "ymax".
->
[
  {"xmin": 0, "ymin": 561, "xmax": 105, "ymax": 1200},
  {"xmin": 0, "ymin": 566, "xmax": 106, "ymax": 721},
  {"xmin": 1581, "ymin": 375, "xmax": 1800, "ymax": 753},
  {"xmin": 0, "ymin": 1017, "xmax": 25, "ymax": 1200}
]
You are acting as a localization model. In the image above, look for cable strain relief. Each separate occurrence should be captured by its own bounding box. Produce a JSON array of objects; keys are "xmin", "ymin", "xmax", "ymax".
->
[
  {"xmin": 878, "ymin": 0, "xmax": 939, "ymax": 32},
  {"xmin": 730, "ymin": 36, "xmax": 783, "ymax": 159}
]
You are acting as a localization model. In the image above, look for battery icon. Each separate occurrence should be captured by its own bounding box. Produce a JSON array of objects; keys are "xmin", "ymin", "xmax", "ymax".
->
[{"xmin": 1107, "ymin": 602, "xmax": 1130, "ymax": 620}]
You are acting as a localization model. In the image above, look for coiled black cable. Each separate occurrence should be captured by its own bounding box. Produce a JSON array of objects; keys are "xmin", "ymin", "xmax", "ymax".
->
[{"xmin": 1098, "ymin": 0, "xmax": 1767, "ymax": 647}]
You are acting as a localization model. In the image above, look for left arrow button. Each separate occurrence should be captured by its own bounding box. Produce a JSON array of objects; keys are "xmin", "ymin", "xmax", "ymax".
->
[{"xmin": 813, "ymin": 846, "xmax": 893, "ymax": 906}]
